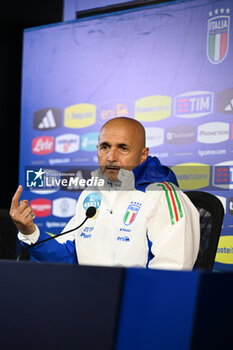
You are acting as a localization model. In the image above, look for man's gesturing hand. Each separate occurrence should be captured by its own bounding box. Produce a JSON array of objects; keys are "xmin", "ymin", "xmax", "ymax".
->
[{"xmin": 10, "ymin": 185, "xmax": 36, "ymax": 235}]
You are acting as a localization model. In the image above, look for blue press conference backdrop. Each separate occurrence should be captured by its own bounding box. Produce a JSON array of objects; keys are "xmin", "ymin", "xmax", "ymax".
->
[{"xmin": 19, "ymin": 0, "xmax": 233, "ymax": 270}]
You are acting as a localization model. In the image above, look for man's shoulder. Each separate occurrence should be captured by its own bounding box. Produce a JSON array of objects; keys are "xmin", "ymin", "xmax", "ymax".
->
[{"xmin": 146, "ymin": 181, "xmax": 179, "ymax": 192}]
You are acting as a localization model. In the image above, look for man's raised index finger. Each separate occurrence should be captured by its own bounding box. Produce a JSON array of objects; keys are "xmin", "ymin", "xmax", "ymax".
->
[{"xmin": 11, "ymin": 185, "xmax": 23, "ymax": 210}]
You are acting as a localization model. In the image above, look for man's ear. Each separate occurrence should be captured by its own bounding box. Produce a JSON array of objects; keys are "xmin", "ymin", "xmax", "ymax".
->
[{"xmin": 140, "ymin": 147, "xmax": 149, "ymax": 164}]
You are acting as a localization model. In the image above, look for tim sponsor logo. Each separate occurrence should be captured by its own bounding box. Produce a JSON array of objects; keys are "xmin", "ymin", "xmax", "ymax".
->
[
  {"xmin": 145, "ymin": 127, "xmax": 164, "ymax": 147},
  {"xmin": 99, "ymin": 102, "xmax": 129, "ymax": 120},
  {"xmin": 217, "ymin": 88, "xmax": 233, "ymax": 114},
  {"xmin": 212, "ymin": 161, "xmax": 233, "ymax": 189},
  {"xmin": 34, "ymin": 108, "xmax": 62, "ymax": 130},
  {"xmin": 55, "ymin": 134, "xmax": 79, "ymax": 154},
  {"xmin": 64, "ymin": 104, "xmax": 96, "ymax": 128},
  {"xmin": 135, "ymin": 96, "xmax": 171, "ymax": 122},
  {"xmin": 174, "ymin": 91, "xmax": 213, "ymax": 118},
  {"xmin": 197, "ymin": 122, "xmax": 229, "ymax": 143},
  {"xmin": 30, "ymin": 198, "xmax": 52, "ymax": 217},
  {"xmin": 32, "ymin": 136, "xmax": 54, "ymax": 155},
  {"xmin": 52, "ymin": 197, "xmax": 77, "ymax": 218},
  {"xmin": 166, "ymin": 125, "xmax": 195, "ymax": 145}
]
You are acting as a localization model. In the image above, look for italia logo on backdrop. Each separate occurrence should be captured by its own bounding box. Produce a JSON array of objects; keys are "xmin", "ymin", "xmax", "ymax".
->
[
  {"xmin": 207, "ymin": 8, "xmax": 230, "ymax": 64},
  {"xmin": 123, "ymin": 202, "xmax": 141, "ymax": 226}
]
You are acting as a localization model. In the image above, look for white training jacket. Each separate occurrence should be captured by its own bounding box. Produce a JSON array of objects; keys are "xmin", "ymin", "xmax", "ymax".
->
[{"xmin": 19, "ymin": 169, "xmax": 200, "ymax": 270}]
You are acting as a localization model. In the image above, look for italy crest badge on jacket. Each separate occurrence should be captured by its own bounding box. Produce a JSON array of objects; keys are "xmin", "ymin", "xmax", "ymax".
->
[{"xmin": 123, "ymin": 202, "xmax": 142, "ymax": 226}]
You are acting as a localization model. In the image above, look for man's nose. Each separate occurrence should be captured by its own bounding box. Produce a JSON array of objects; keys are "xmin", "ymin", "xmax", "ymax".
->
[{"xmin": 107, "ymin": 148, "xmax": 118, "ymax": 162}]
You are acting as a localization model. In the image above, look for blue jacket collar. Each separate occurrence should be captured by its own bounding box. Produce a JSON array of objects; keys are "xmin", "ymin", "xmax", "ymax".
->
[{"xmin": 133, "ymin": 156, "xmax": 178, "ymax": 192}]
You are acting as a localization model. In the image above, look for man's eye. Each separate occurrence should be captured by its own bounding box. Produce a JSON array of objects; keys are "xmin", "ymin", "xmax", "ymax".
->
[{"xmin": 100, "ymin": 145, "xmax": 108, "ymax": 150}]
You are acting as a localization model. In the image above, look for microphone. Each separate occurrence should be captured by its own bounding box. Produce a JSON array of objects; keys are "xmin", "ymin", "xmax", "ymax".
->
[{"xmin": 17, "ymin": 206, "xmax": 97, "ymax": 261}]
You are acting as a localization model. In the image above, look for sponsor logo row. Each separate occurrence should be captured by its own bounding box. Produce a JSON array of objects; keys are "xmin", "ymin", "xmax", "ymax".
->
[
  {"xmin": 32, "ymin": 122, "xmax": 233, "ymax": 155},
  {"xmin": 146, "ymin": 122, "xmax": 233, "ymax": 147},
  {"xmin": 30, "ymin": 197, "xmax": 77, "ymax": 218},
  {"xmin": 173, "ymin": 161, "xmax": 233, "ymax": 190},
  {"xmin": 28, "ymin": 194, "xmax": 233, "ymax": 218},
  {"xmin": 32, "ymin": 88, "xmax": 233, "ymax": 130},
  {"xmin": 32, "ymin": 133, "xmax": 97, "ymax": 154}
]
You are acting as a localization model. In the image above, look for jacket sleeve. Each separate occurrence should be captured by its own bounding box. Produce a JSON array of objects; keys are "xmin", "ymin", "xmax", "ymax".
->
[
  {"xmin": 19, "ymin": 188, "xmax": 94, "ymax": 263},
  {"xmin": 146, "ymin": 182, "xmax": 200, "ymax": 270},
  {"xmin": 22, "ymin": 229, "xmax": 77, "ymax": 263},
  {"xmin": 19, "ymin": 196, "xmax": 86, "ymax": 263}
]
